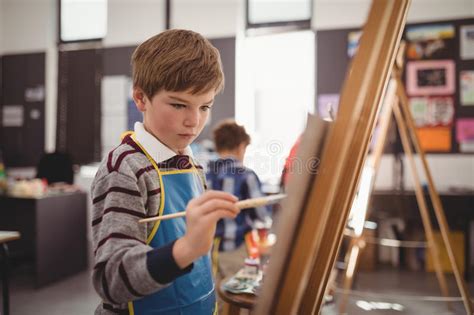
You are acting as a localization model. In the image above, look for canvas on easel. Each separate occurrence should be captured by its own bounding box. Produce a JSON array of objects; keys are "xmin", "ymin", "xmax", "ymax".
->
[{"xmin": 254, "ymin": 1, "xmax": 411, "ymax": 314}]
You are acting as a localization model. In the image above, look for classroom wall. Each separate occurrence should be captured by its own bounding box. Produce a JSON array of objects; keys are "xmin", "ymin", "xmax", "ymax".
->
[
  {"xmin": 1, "ymin": 0, "xmax": 55, "ymax": 54},
  {"xmin": 171, "ymin": 0, "xmax": 240, "ymax": 39},
  {"xmin": 0, "ymin": 0, "xmax": 241, "ymax": 51},
  {"xmin": 105, "ymin": 0, "xmax": 239, "ymax": 47},
  {"xmin": 104, "ymin": 0, "xmax": 166, "ymax": 47},
  {"xmin": 374, "ymin": 155, "xmax": 474, "ymax": 191}
]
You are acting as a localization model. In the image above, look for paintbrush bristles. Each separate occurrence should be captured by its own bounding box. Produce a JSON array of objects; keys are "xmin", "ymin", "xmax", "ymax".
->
[{"xmin": 138, "ymin": 194, "xmax": 286, "ymax": 224}]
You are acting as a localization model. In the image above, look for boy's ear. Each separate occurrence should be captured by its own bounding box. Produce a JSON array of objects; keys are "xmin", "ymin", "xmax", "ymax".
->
[
  {"xmin": 238, "ymin": 142, "xmax": 248, "ymax": 155},
  {"xmin": 133, "ymin": 88, "xmax": 147, "ymax": 112}
]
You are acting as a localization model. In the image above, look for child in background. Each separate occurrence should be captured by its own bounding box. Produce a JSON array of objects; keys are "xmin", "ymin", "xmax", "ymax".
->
[
  {"xmin": 91, "ymin": 30, "xmax": 240, "ymax": 315},
  {"xmin": 206, "ymin": 119, "xmax": 272, "ymax": 279}
]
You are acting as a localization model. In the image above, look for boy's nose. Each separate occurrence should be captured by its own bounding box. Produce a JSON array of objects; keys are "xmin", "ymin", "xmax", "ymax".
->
[{"xmin": 184, "ymin": 110, "xmax": 200, "ymax": 127}]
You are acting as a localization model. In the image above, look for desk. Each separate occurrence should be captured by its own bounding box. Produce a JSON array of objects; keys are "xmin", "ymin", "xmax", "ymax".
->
[
  {"xmin": 0, "ymin": 192, "xmax": 88, "ymax": 287},
  {"xmin": 217, "ymin": 277, "xmax": 256, "ymax": 315},
  {"xmin": 0, "ymin": 231, "xmax": 20, "ymax": 315},
  {"xmin": 370, "ymin": 190, "xmax": 474, "ymax": 279}
]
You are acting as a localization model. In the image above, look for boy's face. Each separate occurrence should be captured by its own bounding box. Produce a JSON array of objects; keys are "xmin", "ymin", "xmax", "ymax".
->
[{"xmin": 134, "ymin": 88, "xmax": 215, "ymax": 154}]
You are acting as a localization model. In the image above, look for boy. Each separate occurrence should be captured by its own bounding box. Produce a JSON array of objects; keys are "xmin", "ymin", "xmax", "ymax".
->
[
  {"xmin": 207, "ymin": 120, "xmax": 272, "ymax": 278},
  {"xmin": 91, "ymin": 30, "xmax": 239, "ymax": 315}
]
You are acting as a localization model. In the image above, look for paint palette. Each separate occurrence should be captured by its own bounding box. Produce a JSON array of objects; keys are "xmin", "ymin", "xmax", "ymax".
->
[{"xmin": 222, "ymin": 269, "xmax": 262, "ymax": 295}]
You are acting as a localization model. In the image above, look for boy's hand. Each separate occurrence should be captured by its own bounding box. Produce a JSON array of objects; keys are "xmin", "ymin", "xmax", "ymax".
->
[{"xmin": 173, "ymin": 190, "xmax": 239, "ymax": 268}]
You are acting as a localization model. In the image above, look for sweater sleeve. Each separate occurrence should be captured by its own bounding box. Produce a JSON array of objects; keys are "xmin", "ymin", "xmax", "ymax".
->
[{"xmin": 91, "ymin": 170, "xmax": 192, "ymax": 304}]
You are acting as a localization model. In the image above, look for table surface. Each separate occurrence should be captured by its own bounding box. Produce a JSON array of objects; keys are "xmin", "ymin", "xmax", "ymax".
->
[
  {"xmin": 217, "ymin": 276, "xmax": 257, "ymax": 309},
  {"xmin": 0, "ymin": 231, "xmax": 20, "ymax": 244}
]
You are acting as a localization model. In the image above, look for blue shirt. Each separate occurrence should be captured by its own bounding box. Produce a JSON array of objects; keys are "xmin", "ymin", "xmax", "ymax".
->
[{"xmin": 206, "ymin": 158, "xmax": 272, "ymax": 252}]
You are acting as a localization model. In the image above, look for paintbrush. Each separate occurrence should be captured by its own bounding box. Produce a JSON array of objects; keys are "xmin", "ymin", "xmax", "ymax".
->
[{"xmin": 138, "ymin": 193, "xmax": 286, "ymax": 224}]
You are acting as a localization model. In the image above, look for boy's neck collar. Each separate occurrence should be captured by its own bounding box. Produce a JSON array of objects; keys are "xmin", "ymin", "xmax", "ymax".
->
[{"xmin": 134, "ymin": 122, "xmax": 194, "ymax": 163}]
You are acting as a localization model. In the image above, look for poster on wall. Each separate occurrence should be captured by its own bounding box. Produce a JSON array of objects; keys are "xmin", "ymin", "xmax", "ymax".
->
[
  {"xmin": 460, "ymin": 71, "xmax": 474, "ymax": 106},
  {"xmin": 460, "ymin": 25, "xmax": 474, "ymax": 60},
  {"xmin": 405, "ymin": 24, "xmax": 456, "ymax": 60},
  {"xmin": 347, "ymin": 31, "xmax": 362, "ymax": 58},
  {"xmin": 416, "ymin": 127, "xmax": 452, "ymax": 152},
  {"xmin": 406, "ymin": 24, "xmax": 455, "ymax": 42},
  {"xmin": 317, "ymin": 94, "xmax": 339, "ymax": 121},
  {"xmin": 406, "ymin": 60, "xmax": 455, "ymax": 96},
  {"xmin": 429, "ymin": 96, "xmax": 455, "ymax": 126},
  {"xmin": 2, "ymin": 105, "xmax": 24, "ymax": 127},
  {"xmin": 409, "ymin": 97, "xmax": 430, "ymax": 126},
  {"xmin": 456, "ymin": 118, "xmax": 474, "ymax": 152},
  {"xmin": 409, "ymin": 96, "xmax": 454, "ymax": 153},
  {"xmin": 406, "ymin": 39, "xmax": 455, "ymax": 60},
  {"xmin": 25, "ymin": 85, "xmax": 45, "ymax": 102},
  {"xmin": 101, "ymin": 76, "xmax": 130, "ymax": 157}
]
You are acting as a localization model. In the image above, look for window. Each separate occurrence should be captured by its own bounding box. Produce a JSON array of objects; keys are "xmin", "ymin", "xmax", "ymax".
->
[
  {"xmin": 60, "ymin": 0, "xmax": 107, "ymax": 42},
  {"xmin": 236, "ymin": 30, "xmax": 315, "ymax": 190},
  {"xmin": 247, "ymin": 0, "xmax": 312, "ymax": 30}
]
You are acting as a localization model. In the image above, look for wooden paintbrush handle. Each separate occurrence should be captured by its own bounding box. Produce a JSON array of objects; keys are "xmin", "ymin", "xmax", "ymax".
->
[{"xmin": 138, "ymin": 194, "xmax": 286, "ymax": 224}]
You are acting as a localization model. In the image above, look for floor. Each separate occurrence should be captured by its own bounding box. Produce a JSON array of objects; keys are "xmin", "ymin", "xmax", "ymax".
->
[
  {"xmin": 4, "ymin": 265, "xmax": 474, "ymax": 315},
  {"xmin": 322, "ymin": 268, "xmax": 474, "ymax": 315},
  {"xmin": 7, "ymin": 265, "xmax": 99, "ymax": 315}
]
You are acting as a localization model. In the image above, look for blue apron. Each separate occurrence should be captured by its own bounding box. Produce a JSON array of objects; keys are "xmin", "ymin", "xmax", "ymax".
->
[{"xmin": 129, "ymin": 136, "xmax": 216, "ymax": 315}]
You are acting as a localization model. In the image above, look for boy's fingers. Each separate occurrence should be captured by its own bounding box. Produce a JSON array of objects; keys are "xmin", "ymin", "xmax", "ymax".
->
[
  {"xmin": 206, "ymin": 209, "xmax": 239, "ymax": 222},
  {"xmin": 193, "ymin": 190, "xmax": 238, "ymax": 206},
  {"xmin": 198, "ymin": 199, "xmax": 240, "ymax": 215}
]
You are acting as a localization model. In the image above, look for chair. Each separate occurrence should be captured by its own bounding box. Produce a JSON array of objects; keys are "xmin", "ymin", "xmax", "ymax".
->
[{"xmin": 36, "ymin": 152, "xmax": 74, "ymax": 185}]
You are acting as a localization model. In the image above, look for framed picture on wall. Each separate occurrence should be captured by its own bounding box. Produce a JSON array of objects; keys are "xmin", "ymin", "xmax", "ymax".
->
[
  {"xmin": 406, "ymin": 60, "xmax": 455, "ymax": 96},
  {"xmin": 406, "ymin": 24, "xmax": 455, "ymax": 42},
  {"xmin": 456, "ymin": 118, "xmax": 474, "ymax": 152},
  {"xmin": 405, "ymin": 23, "xmax": 456, "ymax": 60},
  {"xmin": 460, "ymin": 70, "xmax": 474, "ymax": 106},
  {"xmin": 460, "ymin": 25, "xmax": 474, "ymax": 60},
  {"xmin": 347, "ymin": 31, "xmax": 362, "ymax": 58},
  {"xmin": 317, "ymin": 94, "xmax": 339, "ymax": 120}
]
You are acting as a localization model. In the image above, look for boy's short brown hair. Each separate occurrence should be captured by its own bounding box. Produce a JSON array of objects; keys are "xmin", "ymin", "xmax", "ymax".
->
[
  {"xmin": 213, "ymin": 119, "xmax": 250, "ymax": 152},
  {"xmin": 132, "ymin": 29, "xmax": 224, "ymax": 98}
]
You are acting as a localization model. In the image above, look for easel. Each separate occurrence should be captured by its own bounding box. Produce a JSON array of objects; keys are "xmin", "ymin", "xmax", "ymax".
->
[
  {"xmin": 338, "ymin": 44, "xmax": 473, "ymax": 315},
  {"xmin": 255, "ymin": 1, "xmax": 411, "ymax": 314}
]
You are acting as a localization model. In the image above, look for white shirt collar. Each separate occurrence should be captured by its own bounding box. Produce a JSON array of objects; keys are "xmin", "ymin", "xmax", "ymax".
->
[{"xmin": 134, "ymin": 122, "xmax": 194, "ymax": 164}]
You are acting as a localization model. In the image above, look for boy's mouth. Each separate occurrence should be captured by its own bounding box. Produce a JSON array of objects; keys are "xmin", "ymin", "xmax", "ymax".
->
[{"xmin": 178, "ymin": 134, "xmax": 195, "ymax": 139}]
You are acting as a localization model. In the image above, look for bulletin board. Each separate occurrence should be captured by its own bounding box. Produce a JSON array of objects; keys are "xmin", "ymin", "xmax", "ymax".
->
[{"xmin": 316, "ymin": 18, "xmax": 474, "ymax": 154}]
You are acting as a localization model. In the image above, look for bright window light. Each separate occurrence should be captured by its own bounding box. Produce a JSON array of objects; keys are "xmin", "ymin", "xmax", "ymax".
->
[
  {"xmin": 248, "ymin": 0, "xmax": 311, "ymax": 25},
  {"xmin": 236, "ymin": 31, "xmax": 315, "ymax": 188},
  {"xmin": 61, "ymin": 0, "xmax": 107, "ymax": 42}
]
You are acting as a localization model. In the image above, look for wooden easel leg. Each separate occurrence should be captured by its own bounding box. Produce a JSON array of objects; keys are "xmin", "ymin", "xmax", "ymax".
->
[
  {"xmin": 395, "ymin": 77, "xmax": 474, "ymax": 314},
  {"xmin": 337, "ymin": 78, "xmax": 398, "ymax": 314},
  {"xmin": 339, "ymin": 238, "xmax": 361, "ymax": 314},
  {"xmin": 392, "ymin": 101, "xmax": 452, "ymax": 311}
]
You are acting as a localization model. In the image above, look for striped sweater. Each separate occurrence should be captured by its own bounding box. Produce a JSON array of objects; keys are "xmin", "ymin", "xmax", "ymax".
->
[{"xmin": 91, "ymin": 135, "xmax": 204, "ymax": 315}]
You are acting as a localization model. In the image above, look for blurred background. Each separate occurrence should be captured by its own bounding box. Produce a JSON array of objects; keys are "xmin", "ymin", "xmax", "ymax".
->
[{"xmin": 0, "ymin": 0, "xmax": 473, "ymax": 314}]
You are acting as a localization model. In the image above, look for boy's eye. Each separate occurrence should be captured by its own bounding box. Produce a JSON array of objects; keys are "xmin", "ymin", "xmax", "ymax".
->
[
  {"xmin": 201, "ymin": 106, "xmax": 212, "ymax": 112},
  {"xmin": 171, "ymin": 103, "xmax": 186, "ymax": 109}
]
